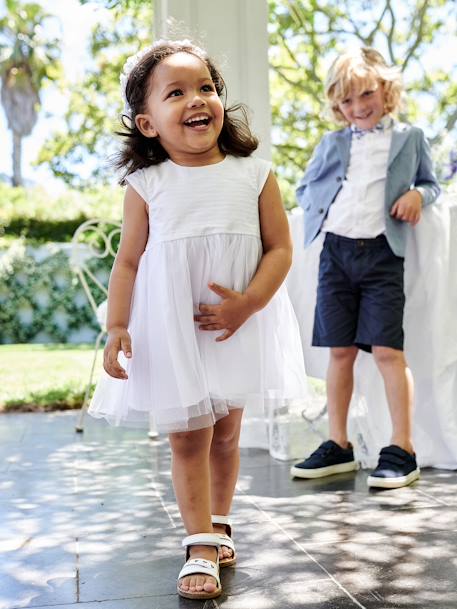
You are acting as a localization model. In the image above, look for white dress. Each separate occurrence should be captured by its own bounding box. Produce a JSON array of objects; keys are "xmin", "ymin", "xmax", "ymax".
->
[{"xmin": 89, "ymin": 155, "xmax": 308, "ymax": 434}]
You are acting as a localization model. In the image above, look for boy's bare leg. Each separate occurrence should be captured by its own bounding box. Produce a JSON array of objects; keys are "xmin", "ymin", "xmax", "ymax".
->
[
  {"xmin": 372, "ymin": 346, "xmax": 414, "ymax": 453},
  {"xmin": 169, "ymin": 426, "xmax": 218, "ymax": 594},
  {"xmin": 327, "ymin": 346, "xmax": 359, "ymax": 447},
  {"xmin": 210, "ymin": 408, "xmax": 243, "ymax": 560}
]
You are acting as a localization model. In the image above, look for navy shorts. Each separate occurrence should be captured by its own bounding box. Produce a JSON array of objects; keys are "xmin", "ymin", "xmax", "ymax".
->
[{"xmin": 313, "ymin": 232, "xmax": 405, "ymax": 353}]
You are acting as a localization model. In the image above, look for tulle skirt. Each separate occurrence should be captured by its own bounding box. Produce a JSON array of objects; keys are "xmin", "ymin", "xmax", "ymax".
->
[{"xmin": 89, "ymin": 233, "xmax": 308, "ymax": 434}]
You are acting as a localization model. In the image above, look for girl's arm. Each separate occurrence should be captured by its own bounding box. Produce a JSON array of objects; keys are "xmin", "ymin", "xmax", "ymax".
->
[
  {"xmin": 103, "ymin": 185, "xmax": 149, "ymax": 378},
  {"xmin": 196, "ymin": 171, "xmax": 292, "ymax": 342},
  {"xmin": 245, "ymin": 170, "xmax": 292, "ymax": 309}
]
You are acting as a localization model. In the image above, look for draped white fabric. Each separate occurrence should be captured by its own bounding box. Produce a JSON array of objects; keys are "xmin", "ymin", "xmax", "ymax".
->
[{"xmin": 286, "ymin": 196, "xmax": 457, "ymax": 469}]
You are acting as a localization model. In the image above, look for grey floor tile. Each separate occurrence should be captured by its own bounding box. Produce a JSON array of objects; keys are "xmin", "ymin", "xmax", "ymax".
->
[
  {"xmin": 1, "ymin": 411, "xmax": 456, "ymax": 609},
  {"xmin": 301, "ymin": 530, "xmax": 457, "ymax": 609},
  {"xmin": 220, "ymin": 577, "xmax": 364, "ymax": 608},
  {"xmin": 0, "ymin": 538, "xmax": 77, "ymax": 609},
  {"xmin": 10, "ymin": 595, "xmax": 203, "ymax": 609},
  {"xmin": 77, "ymin": 520, "xmax": 326, "ymax": 603}
]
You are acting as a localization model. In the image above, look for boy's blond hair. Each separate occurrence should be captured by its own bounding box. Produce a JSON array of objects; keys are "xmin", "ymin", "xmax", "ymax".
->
[{"xmin": 325, "ymin": 47, "xmax": 403, "ymax": 125}]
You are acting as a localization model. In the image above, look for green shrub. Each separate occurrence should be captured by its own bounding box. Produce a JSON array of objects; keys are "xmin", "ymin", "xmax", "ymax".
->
[
  {"xmin": 0, "ymin": 183, "xmax": 123, "ymax": 242},
  {"xmin": 0, "ymin": 239, "xmax": 111, "ymax": 344}
]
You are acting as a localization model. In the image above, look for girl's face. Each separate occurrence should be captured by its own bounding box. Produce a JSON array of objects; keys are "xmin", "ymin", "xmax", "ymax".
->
[
  {"xmin": 337, "ymin": 79, "xmax": 386, "ymax": 130},
  {"xmin": 135, "ymin": 52, "xmax": 225, "ymax": 165}
]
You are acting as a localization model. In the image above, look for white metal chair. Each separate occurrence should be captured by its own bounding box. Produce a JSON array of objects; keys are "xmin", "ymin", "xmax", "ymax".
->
[
  {"xmin": 70, "ymin": 219, "xmax": 121, "ymax": 432},
  {"xmin": 70, "ymin": 219, "xmax": 159, "ymax": 437}
]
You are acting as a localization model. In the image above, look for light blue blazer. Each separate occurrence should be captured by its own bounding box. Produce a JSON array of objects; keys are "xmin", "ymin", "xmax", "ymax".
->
[{"xmin": 296, "ymin": 122, "xmax": 441, "ymax": 257}]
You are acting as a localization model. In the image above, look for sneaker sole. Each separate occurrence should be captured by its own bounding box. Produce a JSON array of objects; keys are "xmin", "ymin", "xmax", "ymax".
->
[
  {"xmin": 290, "ymin": 460, "xmax": 359, "ymax": 479},
  {"xmin": 367, "ymin": 468, "xmax": 420, "ymax": 489}
]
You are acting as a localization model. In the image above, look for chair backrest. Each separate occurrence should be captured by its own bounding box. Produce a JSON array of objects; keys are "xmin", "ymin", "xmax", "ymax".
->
[{"xmin": 70, "ymin": 219, "xmax": 121, "ymax": 319}]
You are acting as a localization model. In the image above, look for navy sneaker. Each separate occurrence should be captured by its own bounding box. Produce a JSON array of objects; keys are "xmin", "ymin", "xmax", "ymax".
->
[
  {"xmin": 367, "ymin": 445, "xmax": 420, "ymax": 489},
  {"xmin": 290, "ymin": 440, "xmax": 358, "ymax": 479}
]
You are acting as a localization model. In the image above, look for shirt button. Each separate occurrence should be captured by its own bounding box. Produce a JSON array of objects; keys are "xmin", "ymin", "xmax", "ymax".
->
[
  {"xmin": 319, "ymin": 208, "xmax": 324, "ymax": 214},
  {"xmin": 336, "ymin": 176, "xmax": 342, "ymax": 182}
]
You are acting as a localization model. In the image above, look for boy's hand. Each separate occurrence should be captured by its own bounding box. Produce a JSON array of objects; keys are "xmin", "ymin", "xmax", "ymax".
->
[
  {"xmin": 103, "ymin": 327, "xmax": 132, "ymax": 379},
  {"xmin": 195, "ymin": 283, "xmax": 256, "ymax": 342},
  {"xmin": 390, "ymin": 190, "xmax": 422, "ymax": 226}
]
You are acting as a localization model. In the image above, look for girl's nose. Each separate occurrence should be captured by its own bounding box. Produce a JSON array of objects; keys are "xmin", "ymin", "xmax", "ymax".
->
[{"xmin": 188, "ymin": 94, "xmax": 205, "ymax": 108}]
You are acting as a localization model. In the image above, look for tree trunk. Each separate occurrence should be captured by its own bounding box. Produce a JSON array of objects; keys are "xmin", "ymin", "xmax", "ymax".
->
[{"xmin": 12, "ymin": 131, "xmax": 22, "ymax": 187}]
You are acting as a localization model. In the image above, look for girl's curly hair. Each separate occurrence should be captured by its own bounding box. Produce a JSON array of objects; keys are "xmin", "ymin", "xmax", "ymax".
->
[{"xmin": 114, "ymin": 40, "xmax": 258, "ymax": 183}]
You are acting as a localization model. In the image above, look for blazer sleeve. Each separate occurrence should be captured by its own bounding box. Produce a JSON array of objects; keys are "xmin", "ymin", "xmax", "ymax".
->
[
  {"xmin": 414, "ymin": 130, "xmax": 441, "ymax": 207},
  {"xmin": 296, "ymin": 134, "xmax": 328, "ymax": 208}
]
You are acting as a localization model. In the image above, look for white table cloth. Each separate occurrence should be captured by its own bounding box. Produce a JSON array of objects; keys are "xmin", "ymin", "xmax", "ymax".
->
[{"xmin": 287, "ymin": 195, "xmax": 457, "ymax": 469}]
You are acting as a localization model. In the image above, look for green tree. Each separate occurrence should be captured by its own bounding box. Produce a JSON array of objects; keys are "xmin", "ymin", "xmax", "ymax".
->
[
  {"xmin": 36, "ymin": 1, "xmax": 153, "ymax": 187},
  {"xmin": 269, "ymin": 0, "xmax": 457, "ymax": 205},
  {"xmin": 0, "ymin": 0, "xmax": 61, "ymax": 186},
  {"xmin": 37, "ymin": 0, "xmax": 456, "ymax": 196}
]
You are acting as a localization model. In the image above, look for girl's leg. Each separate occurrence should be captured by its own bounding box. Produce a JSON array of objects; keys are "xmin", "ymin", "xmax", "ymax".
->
[
  {"xmin": 372, "ymin": 346, "xmax": 414, "ymax": 453},
  {"xmin": 209, "ymin": 408, "xmax": 243, "ymax": 559},
  {"xmin": 327, "ymin": 346, "xmax": 359, "ymax": 447},
  {"xmin": 169, "ymin": 426, "xmax": 217, "ymax": 595}
]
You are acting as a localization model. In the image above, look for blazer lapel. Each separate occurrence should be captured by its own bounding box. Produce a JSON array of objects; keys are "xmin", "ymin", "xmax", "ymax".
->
[
  {"xmin": 334, "ymin": 128, "xmax": 352, "ymax": 173},
  {"xmin": 388, "ymin": 123, "xmax": 410, "ymax": 167}
]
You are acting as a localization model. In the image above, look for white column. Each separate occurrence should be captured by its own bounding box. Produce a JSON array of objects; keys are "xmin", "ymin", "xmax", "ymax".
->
[{"xmin": 153, "ymin": 0, "xmax": 271, "ymax": 160}]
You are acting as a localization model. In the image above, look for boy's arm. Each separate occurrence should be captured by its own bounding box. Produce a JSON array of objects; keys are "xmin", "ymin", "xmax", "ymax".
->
[
  {"xmin": 414, "ymin": 130, "xmax": 441, "ymax": 207},
  {"xmin": 296, "ymin": 135, "xmax": 327, "ymax": 206}
]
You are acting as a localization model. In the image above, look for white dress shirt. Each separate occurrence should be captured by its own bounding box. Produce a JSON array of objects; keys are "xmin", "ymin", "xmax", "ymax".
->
[{"xmin": 322, "ymin": 120, "xmax": 393, "ymax": 238}]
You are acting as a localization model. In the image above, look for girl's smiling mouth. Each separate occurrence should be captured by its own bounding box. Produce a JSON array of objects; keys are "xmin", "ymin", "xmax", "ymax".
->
[{"xmin": 183, "ymin": 114, "xmax": 212, "ymax": 129}]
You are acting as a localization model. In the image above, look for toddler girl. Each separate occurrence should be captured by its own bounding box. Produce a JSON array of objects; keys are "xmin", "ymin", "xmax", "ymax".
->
[{"xmin": 89, "ymin": 39, "xmax": 307, "ymax": 599}]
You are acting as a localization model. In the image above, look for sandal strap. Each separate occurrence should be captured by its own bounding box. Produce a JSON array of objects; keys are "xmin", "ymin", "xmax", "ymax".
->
[
  {"xmin": 215, "ymin": 533, "xmax": 235, "ymax": 552},
  {"xmin": 212, "ymin": 514, "xmax": 232, "ymax": 537},
  {"xmin": 178, "ymin": 558, "xmax": 221, "ymax": 588},
  {"xmin": 182, "ymin": 533, "xmax": 221, "ymax": 549}
]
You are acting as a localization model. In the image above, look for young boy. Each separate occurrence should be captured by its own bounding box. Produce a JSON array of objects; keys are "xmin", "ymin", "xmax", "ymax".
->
[{"xmin": 291, "ymin": 47, "xmax": 440, "ymax": 489}]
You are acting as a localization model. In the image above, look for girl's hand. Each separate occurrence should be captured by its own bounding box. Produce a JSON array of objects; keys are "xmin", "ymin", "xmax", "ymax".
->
[
  {"xmin": 390, "ymin": 190, "xmax": 422, "ymax": 226},
  {"xmin": 195, "ymin": 283, "xmax": 256, "ymax": 342},
  {"xmin": 103, "ymin": 327, "xmax": 132, "ymax": 379}
]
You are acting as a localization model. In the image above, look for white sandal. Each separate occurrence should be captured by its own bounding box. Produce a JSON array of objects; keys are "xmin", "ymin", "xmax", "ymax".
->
[
  {"xmin": 212, "ymin": 514, "xmax": 237, "ymax": 568},
  {"xmin": 177, "ymin": 533, "xmax": 222, "ymax": 600}
]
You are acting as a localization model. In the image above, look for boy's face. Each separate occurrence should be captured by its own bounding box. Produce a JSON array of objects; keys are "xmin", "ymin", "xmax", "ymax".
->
[{"xmin": 337, "ymin": 81, "xmax": 386, "ymax": 130}]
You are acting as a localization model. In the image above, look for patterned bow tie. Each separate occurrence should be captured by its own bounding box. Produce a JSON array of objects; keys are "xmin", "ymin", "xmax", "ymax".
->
[{"xmin": 352, "ymin": 122, "xmax": 385, "ymax": 139}]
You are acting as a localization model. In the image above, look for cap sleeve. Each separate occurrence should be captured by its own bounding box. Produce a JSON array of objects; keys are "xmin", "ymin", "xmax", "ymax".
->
[
  {"xmin": 124, "ymin": 168, "xmax": 150, "ymax": 202},
  {"xmin": 252, "ymin": 157, "xmax": 272, "ymax": 195}
]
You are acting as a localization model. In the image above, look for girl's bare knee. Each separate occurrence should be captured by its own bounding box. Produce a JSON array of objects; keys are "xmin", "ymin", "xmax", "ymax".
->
[
  {"xmin": 169, "ymin": 429, "xmax": 212, "ymax": 458},
  {"xmin": 211, "ymin": 433, "xmax": 239, "ymax": 457}
]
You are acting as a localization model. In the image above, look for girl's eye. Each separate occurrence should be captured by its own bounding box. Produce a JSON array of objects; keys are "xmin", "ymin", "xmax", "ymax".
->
[
  {"xmin": 168, "ymin": 89, "xmax": 183, "ymax": 98},
  {"xmin": 201, "ymin": 84, "xmax": 214, "ymax": 92},
  {"xmin": 341, "ymin": 99, "xmax": 350, "ymax": 105},
  {"xmin": 362, "ymin": 90, "xmax": 374, "ymax": 97}
]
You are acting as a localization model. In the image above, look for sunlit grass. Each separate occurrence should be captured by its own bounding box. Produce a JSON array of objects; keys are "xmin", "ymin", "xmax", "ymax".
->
[{"xmin": 0, "ymin": 343, "xmax": 103, "ymax": 412}]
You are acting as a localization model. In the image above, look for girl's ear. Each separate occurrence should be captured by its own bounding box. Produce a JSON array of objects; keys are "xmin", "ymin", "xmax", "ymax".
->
[{"xmin": 135, "ymin": 114, "xmax": 158, "ymax": 138}]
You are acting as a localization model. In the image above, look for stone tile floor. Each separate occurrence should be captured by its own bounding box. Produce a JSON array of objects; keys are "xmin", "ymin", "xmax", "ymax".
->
[{"xmin": 1, "ymin": 411, "xmax": 456, "ymax": 609}]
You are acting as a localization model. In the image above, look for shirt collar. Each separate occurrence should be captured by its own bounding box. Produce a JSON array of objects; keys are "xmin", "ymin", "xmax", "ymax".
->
[{"xmin": 351, "ymin": 115, "xmax": 394, "ymax": 138}]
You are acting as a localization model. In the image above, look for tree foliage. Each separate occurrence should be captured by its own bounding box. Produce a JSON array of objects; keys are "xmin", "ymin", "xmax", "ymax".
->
[
  {"xmin": 269, "ymin": 0, "xmax": 457, "ymax": 203},
  {"xmin": 0, "ymin": 0, "xmax": 61, "ymax": 185},
  {"xmin": 35, "ymin": 0, "xmax": 457, "ymax": 196},
  {"xmin": 36, "ymin": 1, "xmax": 153, "ymax": 187}
]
